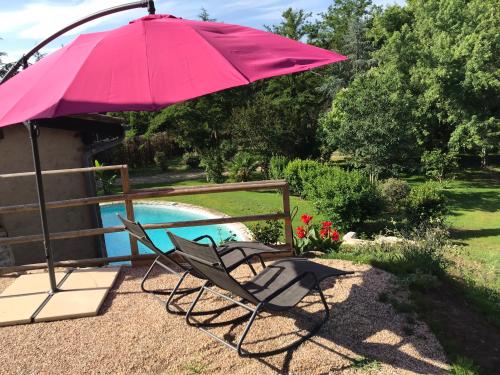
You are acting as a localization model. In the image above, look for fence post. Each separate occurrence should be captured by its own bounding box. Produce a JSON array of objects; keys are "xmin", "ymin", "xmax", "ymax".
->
[
  {"xmin": 120, "ymin": 166, "xmax": 139, "ymax": 262},
  {"xmin": 282, "ymin": 183, "xmax": 294, "ymax": 253}
]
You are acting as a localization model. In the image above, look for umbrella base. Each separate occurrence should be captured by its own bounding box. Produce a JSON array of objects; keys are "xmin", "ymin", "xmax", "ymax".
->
[{"xmin": 0, "ymin": 267, "xmax": 120, "ymax": 326}]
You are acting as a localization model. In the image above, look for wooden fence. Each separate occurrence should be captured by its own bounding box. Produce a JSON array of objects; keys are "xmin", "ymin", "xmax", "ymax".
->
[{"xmin": 0, "ymin": 165, "xmax": 293, "ymax": 274}]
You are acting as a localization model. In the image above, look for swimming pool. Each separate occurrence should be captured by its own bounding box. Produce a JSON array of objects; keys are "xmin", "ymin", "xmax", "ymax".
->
[{"xmin": 100, "ymin": 203, "xmax": 245, "ymax": 257}]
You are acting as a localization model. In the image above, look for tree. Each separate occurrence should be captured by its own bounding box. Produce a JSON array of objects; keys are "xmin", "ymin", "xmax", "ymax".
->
[
  {"xmin": 0, "ymin": 37, "xmax": 8, "ymax": 78},
  {"xmin": 309, "ymin": 0, "xmax": 377, "ymax": 96},
  {"xmin": 198, "ymin": 8, "xmax": 215, "ymax": 22},
  {"xmin": 308, "ymin": 0, "xmax": 375, "ymax": 51},
  {"xmin": 321, "ymin": 65, "xmax": 419, "ymax": 179},
  {"xmin": 265, "ymin": 8, "xmax": 311, "ymax": 40},
  {"xmin": 449, "ymin": 116, "xmax": 500, "ymax": 168},
  {"xmin": 323, "ymin": 0, "xmax": 500, "ymax": 174}
]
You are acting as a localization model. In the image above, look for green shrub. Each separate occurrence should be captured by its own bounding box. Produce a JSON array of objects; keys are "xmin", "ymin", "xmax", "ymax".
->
[
  {"xmin": 94, "ymin": 160, "xmax": 117, "ymax": 195},
  {"xmin": 249, "ymin": 220, "xmax": 283, "ymax": 244},
  {"xmin": 284, "ymin": 159, "xmax": 327, "ymax": 196},
  {"xmin": 268, "ymin": 155, "xmax": 289, "ymax": 180},
  {"xmin": 153, "ymin": 151, "xmax": 169, "ymax": 171},
  {"xmin": 421, "ymin": 149, "xmax": 458, "ymax": 182},
  {"xmin": 200, "ymin": 152, "xmax": 225, "ymax": 183},
  {"xmin": 308, "ymin": 168, "xmax": 382, "ymax": 230},
  {"xmin": 449, "ymin": 356, "xmax": 479, "ymax": 375},
  {"xmin": 380, "ymin": 178, "xmax": 411, "ymax": 213},
  {"xmin": 405, "ymin": 181, "xmax": 447, "ymax": 225},
  {"xmin": 182, "ymin": 152, "xmax": 201, "ymax": 168},
  {"xmin": 228, "ymin": 151, "xmax": 259, "ymax": 182}
]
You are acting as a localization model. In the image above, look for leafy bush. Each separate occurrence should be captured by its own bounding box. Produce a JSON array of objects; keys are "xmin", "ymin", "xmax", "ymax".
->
[
  {"xmin": 268, "ymin": 155, "xmax": 289, "ymax": 180},
  {"xmin": 228, "ymin": 151, "xmax": 260, "ymax": 182},
  {"xmin": 249, "ymin": 220, "xmax": 283, "ymax": 244},
  {"xmin": 153, "ymin": 151, "xmax": 169, "ymax": 171},
  {"xmin": 284, "ymin": 159, "xmax": 328, "ymax": 196},
  {"xmin": 380, "ymin": 178, "xmax": 411, "ymax": 213},
  {"xmin": 397, "ymin": 227, "xmax": 449, "ymax": 279},
  {"xmin": 421, "ymin": 149, "xmax": 458, "ymax": 182},
  {"xmin": 182, "ymin": 152, "xmax": 201, "ymax": 168},
  {"xmin": 449, "ymin": 356, "xmax": 479, "ymax": 375},
  {"xmin": 94, "ymin": 160, "xmax": 117, "ymax": 195},
  {"xmin": 405, "ymin": 181, "xmax": 447, "ymax": 226},
  {"xmin": 308, "ymin": 168, "xmax": 382, "ymax": 230},
  {"xmin": 336, "ymin": 226, "xmax": 450, "ymax": 289},
  {"xmin": 200, "ymin": 152, "xmax": 225, "ymax": 183}
]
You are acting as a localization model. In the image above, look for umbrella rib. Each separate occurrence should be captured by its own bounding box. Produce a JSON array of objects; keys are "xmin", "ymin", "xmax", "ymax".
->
[
  {"xmin": 141, "ymin": 19, "xmax": 157, "ymax": 110},
  {"xmin": 188, "ymin": 26, "xmax": 251, "ymax": 84},
  {"xmin": 0, "ymin": 47, "xmax": 74, "ymax": 124},
  {"xmin": 49, "ymin": 35, "xmax": 109, "ymax": 118}
]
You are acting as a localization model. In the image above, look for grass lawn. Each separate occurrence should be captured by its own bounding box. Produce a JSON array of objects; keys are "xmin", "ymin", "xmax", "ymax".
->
[
  {"xmin": 444, "ymin": 169, "xmax": 500, "ymax": 272},
  {"xmin": 131, "ymin": 178, "xmax": 328, "ymax": 231},
  {"xmin": 129, "ymin": 157, "xmax": 201, "ymax": 177},
  {"xmin": 406, "ymin": 168, "xmax": 500, "ymax": 290}
]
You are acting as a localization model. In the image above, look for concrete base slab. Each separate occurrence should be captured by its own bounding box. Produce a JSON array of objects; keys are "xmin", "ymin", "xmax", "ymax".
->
[
  {"xmin": 61, "ymin": 268, "xmax": 120, "ymax": 290},
  {"xmin": 34, "ymin": 289, "xmax": 110, "ymax": 322},
  {"xmin": 0, "ymin": 267, "xmax": 120, "ymax": 327},
  {"xmin": 1, "ymin": 272, "xmax": 67, "ymax": 296},
  {"xmin": 0, "ymin": 293, "xmax": 48, "ymax": 327},
  {"xmin": 35, "ymin": 268, "xmax": 120, "ymax": 323}
]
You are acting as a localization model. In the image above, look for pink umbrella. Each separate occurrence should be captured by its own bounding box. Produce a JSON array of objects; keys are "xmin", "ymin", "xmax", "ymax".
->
[
  {"xmin": 0, "ymin": 14, "xmax": 346, "ymax": 127},
  {"xmin": 0, "ymin": 10, "xmax": 346, "ymax": 294}
]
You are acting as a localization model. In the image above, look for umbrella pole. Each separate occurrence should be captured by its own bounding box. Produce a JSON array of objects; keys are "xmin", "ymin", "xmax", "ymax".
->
[{"xmin": 25, "ymin": 121, "xmax": 58, "ymax": 293}]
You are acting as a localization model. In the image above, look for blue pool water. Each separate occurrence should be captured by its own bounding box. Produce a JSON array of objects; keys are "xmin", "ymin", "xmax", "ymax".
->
[{"xmin": 100, "ymin": 203, "xmax": 242, "ymax": 257}]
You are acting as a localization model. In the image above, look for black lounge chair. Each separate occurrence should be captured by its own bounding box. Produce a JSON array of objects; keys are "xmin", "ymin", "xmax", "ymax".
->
[
  {"xmin": 168, "ymin": 231, "xmax": 353, "ymax": 357},
  {"xmin": 117, "ymin": 215, "xmax": 287, "ymax": 314}
]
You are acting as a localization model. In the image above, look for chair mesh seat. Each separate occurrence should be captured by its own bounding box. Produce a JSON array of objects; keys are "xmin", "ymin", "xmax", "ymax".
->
[{"xmin": 243, "ymin": 258, "xmax": 350, "ymax": 310}]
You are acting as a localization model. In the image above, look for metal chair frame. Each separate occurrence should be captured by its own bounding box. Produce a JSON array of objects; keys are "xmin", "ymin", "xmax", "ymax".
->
[{"xmin": 175, "ymin": 245, "xmax": 334, "ymax": 357}]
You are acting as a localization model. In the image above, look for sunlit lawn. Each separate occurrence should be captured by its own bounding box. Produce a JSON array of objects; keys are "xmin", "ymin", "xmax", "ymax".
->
[{"xmin": 132, "ymin": 178, "xmax": 328, "ymax": 231}]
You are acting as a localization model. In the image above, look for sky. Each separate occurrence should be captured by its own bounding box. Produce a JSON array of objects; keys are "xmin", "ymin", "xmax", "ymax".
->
[{"xmin": 0, "ymin": 0, "xmax": 405, "ymax": 63}]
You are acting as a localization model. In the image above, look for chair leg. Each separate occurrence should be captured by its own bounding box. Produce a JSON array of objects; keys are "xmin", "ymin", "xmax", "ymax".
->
[
  {"xmin": 140, "ymin": 256, "xmax": 162, "ymax": 293},
  {"xmin": 165, "ymin": 270, "xmax": 192, "ymax": 315},
  {"xmin": 141, "ymin": 256, "xmax": 199, "ymax": 297},
  {"xmin": 256, "ymin": 254, "xmax": 266, "ymax": 270},
  {"xmin": 185, "ymin": 284, "xmax": 254, "ymax": 326},
  {"xmin": 236, "ymin": 287, "xmax": 330, "ymax": 357},
  {"xmin": 187, "ymin": 284, "xmax": 332, "ymax": 357},
  {"xmin": 246, "ymin": 260, "xmax": 257, "ymax": 275},
  {"xmin": 185, "ymin": 282, "xmax": 209, "ymax": 325}
]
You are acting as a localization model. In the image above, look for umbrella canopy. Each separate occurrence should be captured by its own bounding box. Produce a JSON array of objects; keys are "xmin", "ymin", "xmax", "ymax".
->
[{"xmin": 0, "ymin": 14, "xmax": 346, "ymax": 128}]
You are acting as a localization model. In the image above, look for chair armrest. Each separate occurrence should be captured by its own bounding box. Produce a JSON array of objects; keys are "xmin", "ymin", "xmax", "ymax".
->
[{"xmin": 191, "ymin": 234, "xmax": 218, "ymax": 248}]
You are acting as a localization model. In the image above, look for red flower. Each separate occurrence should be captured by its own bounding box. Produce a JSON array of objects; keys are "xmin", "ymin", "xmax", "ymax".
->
[
  {"xmin": 321, "ymin": 221, "xmax": 332, "ymax": 228},
  {"xmin": 319, "ymin": 228, "xmax": 329, "ymax": 239},
  {"xmin": 331, "ymin": 229, "xmax": 340, "ymax": 242},
  {"xmin": 301, "ymin": 214, "xmax": 313, "ymax": 225},
  {"xmin": 296, "ymin": 226, "xmax": 306, "ymax": 239}
]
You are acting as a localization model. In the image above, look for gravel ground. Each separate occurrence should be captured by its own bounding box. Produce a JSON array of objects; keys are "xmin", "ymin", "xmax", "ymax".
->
[{"xmin": 0, "ymin": 260, "xmax": 449, "ymax": 375}]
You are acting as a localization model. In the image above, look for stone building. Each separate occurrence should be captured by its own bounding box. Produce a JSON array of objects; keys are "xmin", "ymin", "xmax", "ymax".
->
[{"xmin": 0, "ymin": 115, "xmax": 124, "ymax": 266}]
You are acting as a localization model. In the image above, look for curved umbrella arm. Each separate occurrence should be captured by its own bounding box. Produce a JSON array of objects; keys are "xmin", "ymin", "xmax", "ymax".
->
[{"xmin": 0, "ymin": 0, "xmax": 155, "ymax": 84}]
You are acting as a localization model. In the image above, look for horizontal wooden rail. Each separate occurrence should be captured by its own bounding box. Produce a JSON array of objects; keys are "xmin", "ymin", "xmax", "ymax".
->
[
  {"xmin": 0, "ymin": 164, "xmax": 126, "ymax": 179},
  {"xmin": 0, "ymin": 244, "xmax": 292, "ymax": 275},
  {"xmin": 0, "ymin": 164, "xmax": 294, "ymax": 272},
  {"xmin": 0, "ymin": 254, "xmax": 155, "ymax": 275},
  {"xmin": 0, "ymin": 213, "xmax": 286, "ymax": 246},
  {"xmin": 0, "ymin": 180, "xmax": 286, "ymax": 215}
]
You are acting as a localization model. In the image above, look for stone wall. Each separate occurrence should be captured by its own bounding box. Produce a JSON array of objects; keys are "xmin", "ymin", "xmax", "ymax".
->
[
  {"xmin": 0, "ymin": 227, "xmax": 14, "ymax": 267},
  {"xmin": 0, "ymin": 125, "xmax": 101, "ymax": 265}
]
